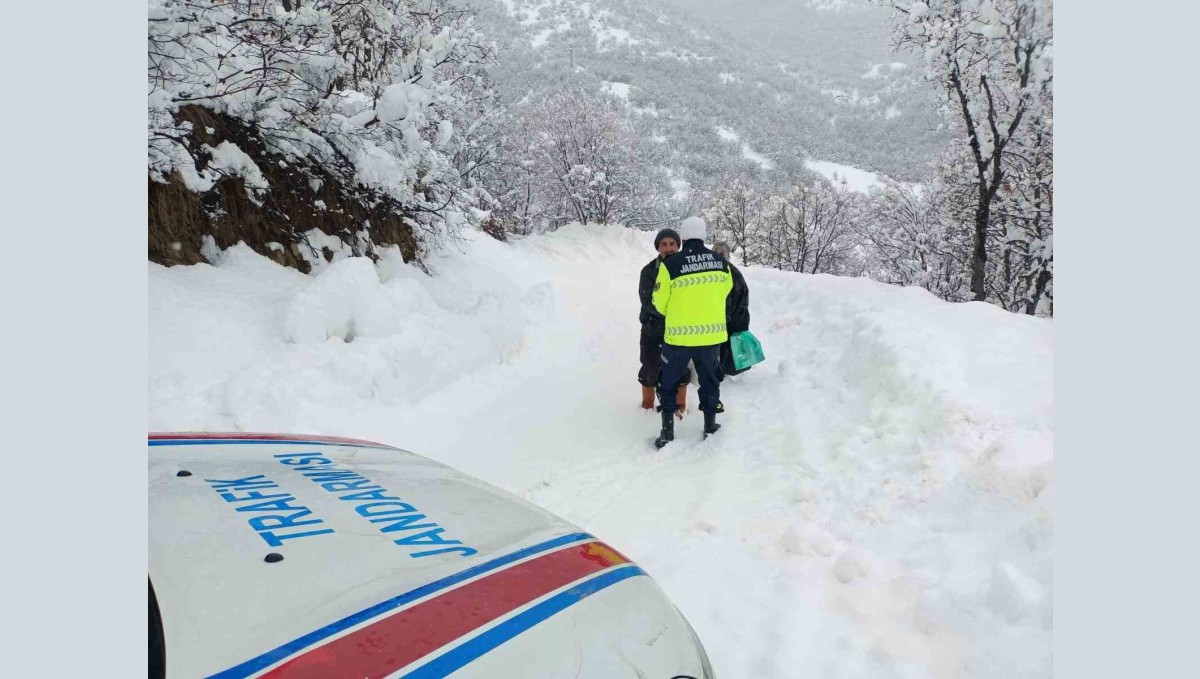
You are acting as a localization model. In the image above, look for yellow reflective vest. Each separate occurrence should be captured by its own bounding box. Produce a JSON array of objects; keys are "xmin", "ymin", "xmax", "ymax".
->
[{"xmin": 651, "ymin": 241, "xmax": 734, "ymax": 347}]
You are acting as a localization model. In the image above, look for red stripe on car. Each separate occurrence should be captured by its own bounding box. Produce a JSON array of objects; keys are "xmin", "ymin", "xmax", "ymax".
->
[{"xmin": 260, "ymin": 541, "xmax": 629, "ymax": 678}]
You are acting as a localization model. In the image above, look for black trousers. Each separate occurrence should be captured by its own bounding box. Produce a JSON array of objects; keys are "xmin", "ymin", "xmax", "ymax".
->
[
  {"xmin": 657, "ymin": 344, "xmax": 721, "ymax": 415},
  {"xmin": 639, "ymin": 323, "xmax": 691, "ymax": 387}
]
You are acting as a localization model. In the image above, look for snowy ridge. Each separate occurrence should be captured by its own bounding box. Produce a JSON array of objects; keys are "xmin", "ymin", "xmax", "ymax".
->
[{"xmin": 150, "ymin": 225, "xmax": 1052, "ymax": 677}]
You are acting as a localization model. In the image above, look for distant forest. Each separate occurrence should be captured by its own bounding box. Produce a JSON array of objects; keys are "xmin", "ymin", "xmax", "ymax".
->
[{"xmin": 469, "ymin": 0, "xmax": 947, "ymax": 192}]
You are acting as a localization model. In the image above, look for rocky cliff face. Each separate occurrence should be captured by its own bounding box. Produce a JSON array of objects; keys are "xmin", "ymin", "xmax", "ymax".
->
[{"xmin": 149, "ymin": 106, "xmax": 419, "ymax": 273}]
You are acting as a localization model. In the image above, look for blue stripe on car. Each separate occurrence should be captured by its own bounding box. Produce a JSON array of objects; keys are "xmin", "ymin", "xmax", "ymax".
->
[
  {"xmin": 403, "ymin": 565, "xmax": 647, "ymax": 678},
  {"xmin": 207, "ymin": 532, "xmax": 594, "ymax": 679}
]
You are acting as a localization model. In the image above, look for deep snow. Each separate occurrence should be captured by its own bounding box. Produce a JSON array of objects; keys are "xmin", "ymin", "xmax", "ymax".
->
[{"xmin": 149, "ymin": 224, "xmax": 1052, "ymax": 678}]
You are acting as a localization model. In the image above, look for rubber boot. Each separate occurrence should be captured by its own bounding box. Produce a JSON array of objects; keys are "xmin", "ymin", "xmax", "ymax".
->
[
  {"xmin": 675, "ymin": 383, "xmax": 688, "ymax": 419},
  {"xmin": 654, "ymin": 410, "xmax": 675, "ymax": 449},
  {"xmin": 703, "ymin": 410, "xmax": 721, "ymax": 438},
  {"xmin": 640, "ymin": 385, "xmax": 655, "ymax": 410}
]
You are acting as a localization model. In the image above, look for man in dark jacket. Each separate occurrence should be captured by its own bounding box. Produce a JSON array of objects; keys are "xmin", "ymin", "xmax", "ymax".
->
[
  {"xmin": 713, "ymin": 242, "xmax": 750, "ymax": 381},
  {"xmin": 639, "ymin": 228, "xmax": 691, "ymax": 412}
]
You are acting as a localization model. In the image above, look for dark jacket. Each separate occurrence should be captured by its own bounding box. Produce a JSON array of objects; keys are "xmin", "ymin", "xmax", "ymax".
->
[
  {"xmin": 726, "ymin": 263, "xmax": 750, "ymax": 333},
  {"xmin": 639, "ymin": 256, "xmax": 665, "ymax": 326}
]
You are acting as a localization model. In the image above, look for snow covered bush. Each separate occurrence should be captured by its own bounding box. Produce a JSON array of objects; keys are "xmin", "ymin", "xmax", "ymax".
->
[{"xmin": 148, "ymin": 0, "xmax": 499, "ymax": 262}]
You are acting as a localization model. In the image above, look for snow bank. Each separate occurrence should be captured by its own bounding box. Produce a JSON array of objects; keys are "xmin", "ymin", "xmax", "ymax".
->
[
  {"xmin": 150, "ymin": 236, "xmax": 538, "ymax": 433},
  {"xmin": 602, "ymin": 81, "xmax": 631, "ymax": 100},
  {"xmin": 150, "ymin": 224, "xmax": 1052, "ymax": 678},
  {"xmin": 530, "ymin": 28, "xmax": 553, "ymax": 48}
]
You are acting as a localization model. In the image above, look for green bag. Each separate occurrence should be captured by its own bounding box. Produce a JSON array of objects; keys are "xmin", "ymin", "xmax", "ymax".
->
[{"xmin": 730, "ymin": 330, "xmax": 765, "ymax": 371}]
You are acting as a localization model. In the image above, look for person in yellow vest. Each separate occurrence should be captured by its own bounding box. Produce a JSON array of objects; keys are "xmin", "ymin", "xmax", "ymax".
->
[{"xmin": 650, "ymin": 216, "xmax": 733, "ymax": 449}]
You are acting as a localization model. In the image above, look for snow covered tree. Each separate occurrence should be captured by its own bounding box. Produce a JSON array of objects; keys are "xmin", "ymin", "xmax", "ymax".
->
[
  {"xmin": 700, "ymin": 175, "xmax": 765, "ymax": 264},
  {"xmin": 861, "ymin": 180, "xmax": 973, "ymax": 301},
  {"xmin": 148, "ymin": 0, "xmax": 499, "ymax": 264},
  {"xmin": 524, "ymin": 89, "xmax": 669, "ymax": 229},
  {"xmin": 988, "ymin": 99, "xmax": 1052, "ymax": 315},
  {"xmin": 756, "ymin": 179, "xmax": 864, "ymax": 275},
  {"xmin": 880, "ymin": 0, "xmax": 1053, "ymax": 301},
  {"xmin": 475, "ymin": 114, "xmax": 546, "ymax": 236}
]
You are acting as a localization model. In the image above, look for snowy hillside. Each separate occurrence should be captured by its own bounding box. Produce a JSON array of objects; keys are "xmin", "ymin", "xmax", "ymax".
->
[
  {"xmin": 149, "ymin": 226, "xmax": 1052, "ymax": 677},
  {"xmin": 469, "ymin": 0, "xmax": 947, "ymax": 186}
]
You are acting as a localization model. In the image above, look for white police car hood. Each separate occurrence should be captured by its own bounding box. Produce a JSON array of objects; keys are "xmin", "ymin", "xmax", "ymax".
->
[{"xmin": 149, "ymin": 434, "xmax": 712, "ymax": 679}]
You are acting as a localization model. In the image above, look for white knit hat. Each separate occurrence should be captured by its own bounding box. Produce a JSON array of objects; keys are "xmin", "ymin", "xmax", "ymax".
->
[{"xmin": 679, "ymin": 216, "xmax": 707, "ymax": 243}]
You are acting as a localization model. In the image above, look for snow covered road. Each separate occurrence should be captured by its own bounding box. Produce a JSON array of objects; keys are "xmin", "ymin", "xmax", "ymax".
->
[{"xmin": 150, "ymin": 224, "xmax": 1053, "ymax": 678}]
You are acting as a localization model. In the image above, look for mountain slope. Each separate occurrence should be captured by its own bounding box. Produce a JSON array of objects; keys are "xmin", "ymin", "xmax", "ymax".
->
[{"xmin": 470, "ymin": 0, "xmax": 947, "ymax": 188}]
